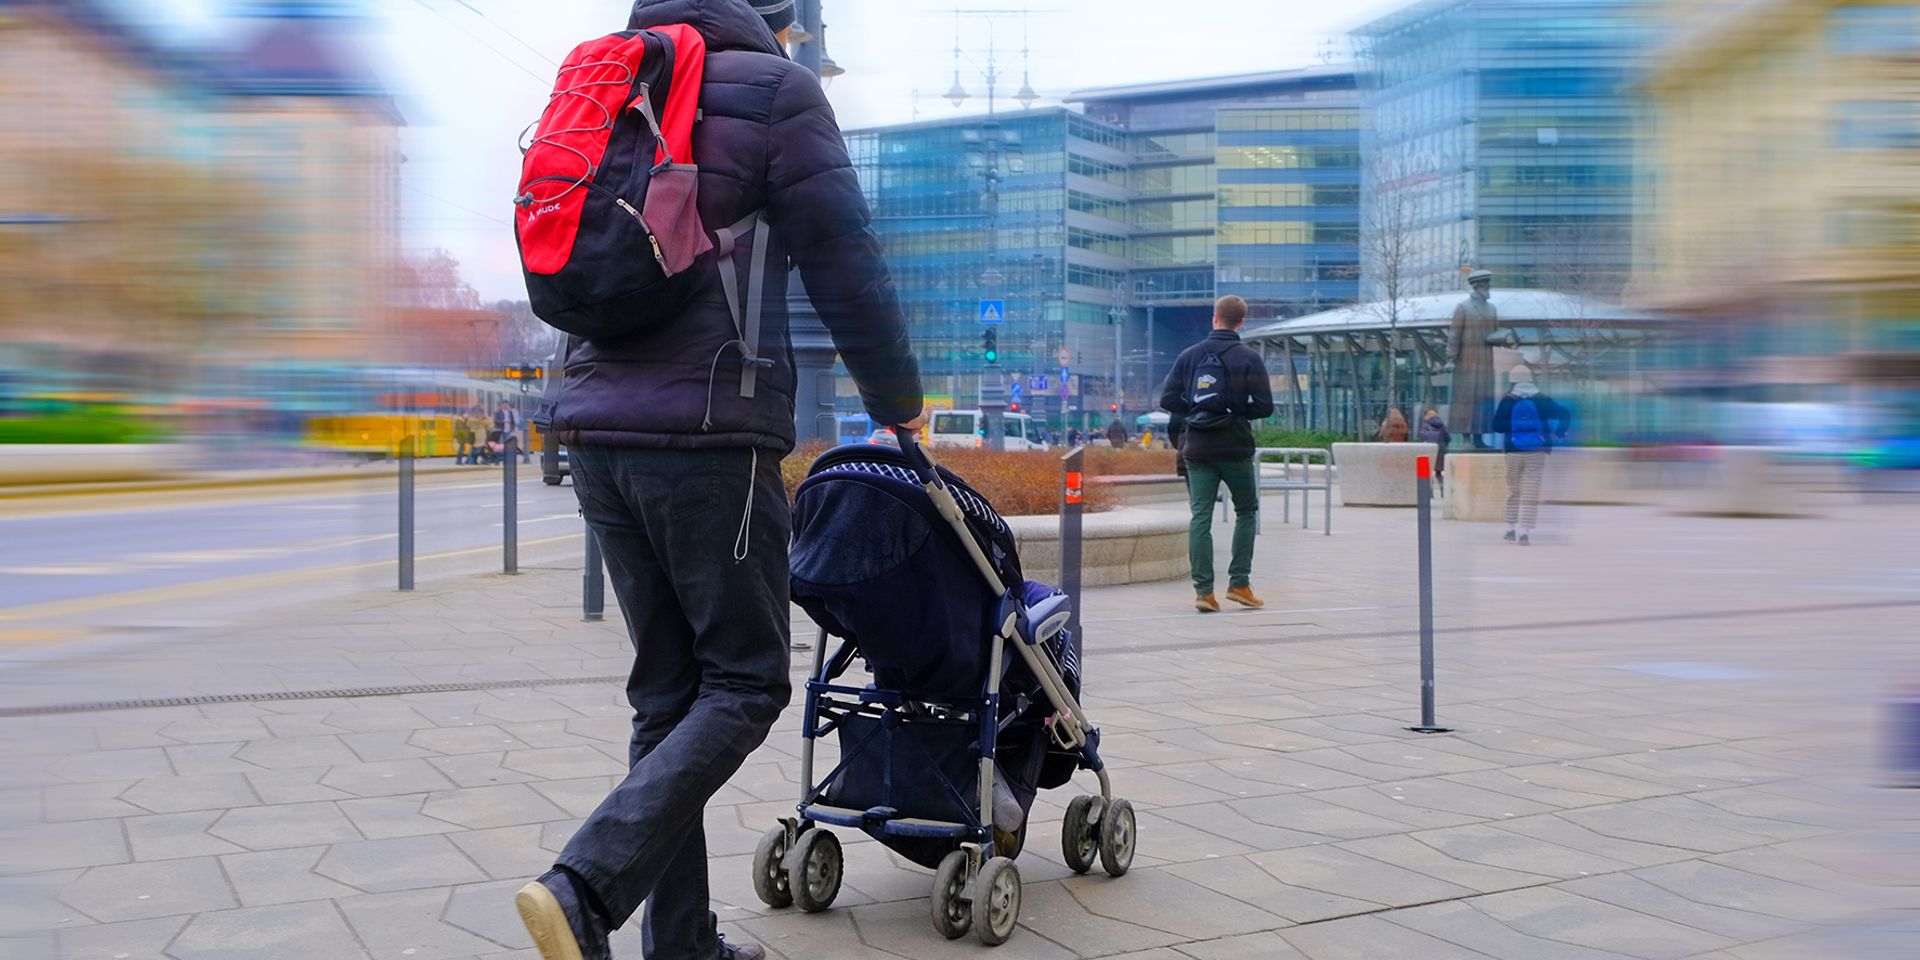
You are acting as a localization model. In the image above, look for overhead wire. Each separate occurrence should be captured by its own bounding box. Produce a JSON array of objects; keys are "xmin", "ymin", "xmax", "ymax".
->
[
  {"xmin": 410, "ymin": 0, "xmax": 550, "ymax": 84},
  {"xmin": 450, "ymin": 0, "xmax": 563, "ymax": 68}
]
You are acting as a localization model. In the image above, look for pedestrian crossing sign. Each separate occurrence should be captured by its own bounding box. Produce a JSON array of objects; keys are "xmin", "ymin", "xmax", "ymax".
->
[{"xmin": 978, "ymin": 299, "xmax": 1005, "ymax": 325}]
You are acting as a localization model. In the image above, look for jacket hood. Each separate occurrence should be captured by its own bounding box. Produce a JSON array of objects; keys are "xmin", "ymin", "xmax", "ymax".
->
[
  {"xmin": 1423, "ymin": 414, "xmax": 1446, "ymax": 426},
  {"xmin": 629, "ymin": 0, "xmax": 787, "ymax": 57},
  {"xmin": 1510, "ymin": 382, "xmax": 1541, "ymax": 399}
]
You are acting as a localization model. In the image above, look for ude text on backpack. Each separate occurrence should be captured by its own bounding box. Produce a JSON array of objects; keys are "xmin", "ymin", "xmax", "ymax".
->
[{"xmin": 1508, "ymin": 397, "xmax": 1547, "ymax": 451}]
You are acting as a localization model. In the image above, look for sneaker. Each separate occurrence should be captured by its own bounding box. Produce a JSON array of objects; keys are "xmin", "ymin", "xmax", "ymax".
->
[
  {"xmin": 717, "ymin": 933, "xmax": 766, "ymax": 960},
  {"xmin": 515, "ymin": 871, "xmax": 609, "ymax": 960},
  {"xmin": 1503, "ymin": 530, "xmax": 1516, "ymax": 542},
  {"xmin": 1195, "ymin": 593, "xmax": 1220, "ymax": 613},
  {"xmin": 1518, "ymin": 533, "xmax": 1531, "ymax": 546},
  {"xmin": 1225, "ymin": 586, "xmax": 1264, "ymax": 609}
]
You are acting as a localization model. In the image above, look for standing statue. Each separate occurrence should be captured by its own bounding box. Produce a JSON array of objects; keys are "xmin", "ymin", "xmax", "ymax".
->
[{"xmin": 1446, "ymin": 269, "xmax": 1499, "ymax": 445}]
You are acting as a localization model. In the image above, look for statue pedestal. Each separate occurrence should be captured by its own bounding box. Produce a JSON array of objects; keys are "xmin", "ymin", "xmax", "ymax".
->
[{"xmin": 1442, "ymin": 453, "xmax": 1507, "ymax": 522}]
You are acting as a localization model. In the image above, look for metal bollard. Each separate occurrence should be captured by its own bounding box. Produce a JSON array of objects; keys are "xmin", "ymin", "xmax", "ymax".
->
[
  {"xmin": 582, "ymin": 524, "xmax": 604, "ymax": 622},
  {"xmin": 1408, "ymin": 455, "xmax": 1451, "ymax": 734},
  {"xmin": 503, "ymin": 437, "xmax": 518, "ymax": 574},
  {"xmin": 398, "ymin": 443, "xmax": 415, "ymax": 591},
  {"xmin": 1059, "ymin": 445, "xmax": 1085, "ymax": 639}
]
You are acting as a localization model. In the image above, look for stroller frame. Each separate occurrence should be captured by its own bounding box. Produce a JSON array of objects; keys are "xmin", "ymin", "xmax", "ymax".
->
[{"xmin": 753, "ymin": 431, "xmax": 1135, "ymax": 946}]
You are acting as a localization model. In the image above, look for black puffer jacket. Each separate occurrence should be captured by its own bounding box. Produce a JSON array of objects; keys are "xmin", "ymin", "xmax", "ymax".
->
[{"xmin": 553, "ymin": 0, "xmax": 922, "ymax": 453}]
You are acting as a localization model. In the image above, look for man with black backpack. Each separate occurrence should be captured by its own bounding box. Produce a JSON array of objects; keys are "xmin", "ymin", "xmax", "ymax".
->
[
  {"xmin": 510, "ymin": 3, "xmax": 923, "ymax": 959},
  {"xmin": 1491, "ymin": 365, "xmax": 1570, "ymax": 546},
  {"xmin": 1159, "ymin": 295, "xmax": 1275, "ymax": 614}
]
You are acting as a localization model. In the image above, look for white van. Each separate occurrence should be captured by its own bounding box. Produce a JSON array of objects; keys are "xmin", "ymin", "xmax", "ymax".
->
[{"xmin": 930, "ymin": 410, "xmax": 1049, "ymax": 451}]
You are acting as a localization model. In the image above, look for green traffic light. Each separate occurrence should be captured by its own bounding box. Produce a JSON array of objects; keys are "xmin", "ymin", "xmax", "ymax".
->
[{"xmin": 985, "ymin": 350, "xmax": 998, "ymax": 362}]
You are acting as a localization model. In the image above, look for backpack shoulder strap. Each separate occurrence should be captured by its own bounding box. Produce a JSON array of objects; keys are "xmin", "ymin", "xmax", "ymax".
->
[{"xmin": 714, "ymin": 211, "xmax": 776, "ymax": 400}]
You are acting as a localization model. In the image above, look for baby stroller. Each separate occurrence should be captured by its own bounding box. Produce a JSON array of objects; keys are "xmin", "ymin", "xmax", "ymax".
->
[{"xmin": 750, "ymin": 429, "xmax": 1135, "ymax": 946}]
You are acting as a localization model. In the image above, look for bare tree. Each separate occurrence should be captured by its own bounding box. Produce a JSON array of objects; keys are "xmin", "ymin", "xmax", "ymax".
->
[
  {"xmin": 1356, "ymin": 150, "xmax": 1422, "ymax": 440},
  {"xmin": 1537, "ymin": 221, "xmax": 1629, "ymax": 386}
]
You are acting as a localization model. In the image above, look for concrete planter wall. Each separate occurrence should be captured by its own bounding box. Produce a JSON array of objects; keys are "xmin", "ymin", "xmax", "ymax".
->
[
  {"xmin": 1331, "ymin": 442, "xmax": 1438, "ymax": 507},
  {"xmin": 1006, "ymin": 508, "xmax": 1188, "ymax": 586},
  {"xmin": 1098, "ymin": 475, "xmax": 1188, "ymax": 505},
  {"xmin": 1442, "ymin": 452, "xmax": 1507, "ymax": 521},
  {"xmin": 1445, "ymin": 447, "xmax": 1657, "ymax": 521},
  {"xmin": 0, "ymin": 444, "xmax": 185, "ymax": 485},
  {"xmin": 1680, "ymin": 447, "xmax": 1809, "ymax": 518}
]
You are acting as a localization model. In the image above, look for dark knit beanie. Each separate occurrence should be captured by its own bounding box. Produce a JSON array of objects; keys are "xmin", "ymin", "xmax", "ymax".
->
[{"xmin": 753, "ymin": 0, "xmax": 796, "ymax": 34}]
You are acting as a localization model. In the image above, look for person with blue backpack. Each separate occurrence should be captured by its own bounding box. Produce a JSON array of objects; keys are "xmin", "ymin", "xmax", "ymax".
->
[
  {"xmin": 1491, "ymin": 365, "xmax": 1571, "ymax": 545},
  {"xmin": 1159, "ymin": 295, "xmax": 1275, "ymax": 612}
]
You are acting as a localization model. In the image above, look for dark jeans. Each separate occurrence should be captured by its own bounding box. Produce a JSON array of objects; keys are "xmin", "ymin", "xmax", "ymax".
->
[{"xmin": 558, "ymin": 444, "xmax": 792, "ymax": 960}]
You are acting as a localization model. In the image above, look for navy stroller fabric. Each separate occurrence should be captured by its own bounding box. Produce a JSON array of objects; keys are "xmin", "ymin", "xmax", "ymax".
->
[{"xmin": 790, "ymin": 446, "xmax": 1022, "ymax": 699}]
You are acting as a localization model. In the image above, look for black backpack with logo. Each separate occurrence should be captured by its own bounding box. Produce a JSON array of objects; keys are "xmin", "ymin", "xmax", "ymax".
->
[{"xmin": 1183, "ymin": 344, "xmax": 1238, "ymax": 431}]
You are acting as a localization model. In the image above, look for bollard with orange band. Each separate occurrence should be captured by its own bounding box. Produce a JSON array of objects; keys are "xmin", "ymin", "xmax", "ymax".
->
[{"xmin": 1409, "ymin": 455, "xmax": 1450, "ymax": 733}]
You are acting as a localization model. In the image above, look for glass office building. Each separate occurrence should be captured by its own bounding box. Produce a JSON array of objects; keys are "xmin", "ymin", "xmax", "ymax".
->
[
  {"xmin": 1354, "ymin": 0, "xmax": 1649, "ymax": 299},
  {"xmin": 843, "ymin": 68, "xmax": 1361, "ymax": 422},
  {"xmin": 845, "ymin": 108, "xmax": 1128, "ymax": 420}
]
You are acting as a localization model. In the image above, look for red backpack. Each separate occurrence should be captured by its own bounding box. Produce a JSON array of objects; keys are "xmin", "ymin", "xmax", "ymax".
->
[{"xmin": 515, "ymin": 24, "xmax": 772, "ymax": 400}]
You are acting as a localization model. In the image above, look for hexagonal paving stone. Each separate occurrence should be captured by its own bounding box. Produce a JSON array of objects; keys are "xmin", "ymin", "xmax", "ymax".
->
[
  {"xmin": 208, "ymin": 801, "xmax": 362, "ymax": 850},
  {"xmin": 58, "ymin": 858, "xmax": 236, "ymax": 923},
  {"xmin": 337, "ymin": 887, "xmax": 506, "ymax": 959},
  {"xmin": 120, "ymin": 774, "xmax": 258, "ymax": 815},
  {"xmin": 167, "ymin": 901, "xmax": 367, "ymax": 960},
  {"xmin": 313, "ymin": 835, "xmax": 487, "ymax": 893},
  {"xmin": 219, "ymin": 847, "xmax": 360, "ymax": 907}
]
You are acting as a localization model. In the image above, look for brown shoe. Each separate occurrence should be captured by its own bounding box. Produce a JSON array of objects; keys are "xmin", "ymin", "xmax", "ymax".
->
[
  {"xmin": 1225, "ymin": 586, "xmax": 1264, "ymax": 609},
  {"xmin": 1195, "ymin": 593, "xmax": 1220, "ymax": 613}
]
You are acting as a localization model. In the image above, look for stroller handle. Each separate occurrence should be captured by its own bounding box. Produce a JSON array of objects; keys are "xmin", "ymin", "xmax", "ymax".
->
[{"xmin": 890, "ymin": 425, "xmax": 940, "ymax": 485}]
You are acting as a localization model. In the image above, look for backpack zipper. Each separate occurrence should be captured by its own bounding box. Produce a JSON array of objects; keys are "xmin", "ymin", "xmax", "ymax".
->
[{"xmin": 522, "ymin": 175, "xmax": 671, "ymax": 274}]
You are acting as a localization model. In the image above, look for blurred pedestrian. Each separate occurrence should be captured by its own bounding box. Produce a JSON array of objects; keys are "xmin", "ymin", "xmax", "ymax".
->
[
  {"xmin": 1492, "ymin": 365, "xmax": 1570, "ymax": 546},
  {"xmin": 1378, "ymin": 408, "xmax": 1409, "ymax": 443},
  {"xmin": 513, "ymin": 3, "xmax": 924, "ymax": 960},
  {"xmin": 1160, "ymin": 294, "xmax": 1274, "ymax": 613},
  {"xmin": 1106, "ymin": 417, "xmax": 1128, "ymax": 447},
  {"xmin": 493, "ymin": 401, "xmax": 527, "ymax": 464},
  {"xmin": 1419, "ymin": 407, "xmax": 1450, "ymax": 494},
  {"xmin": 459, "ymin": 405, "xmax": 488, "ymax": 465}
]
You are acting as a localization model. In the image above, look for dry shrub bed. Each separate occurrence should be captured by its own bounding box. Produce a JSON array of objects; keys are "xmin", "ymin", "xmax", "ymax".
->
[{"xmin": 783, "ymin": 441, "xmax": 1179, "ymax": 515}]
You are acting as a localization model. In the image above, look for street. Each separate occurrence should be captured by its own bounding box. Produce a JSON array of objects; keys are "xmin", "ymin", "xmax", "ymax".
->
[{"xmin": 0, "ymin": 469, "xmax": 585, "ymax": 640}]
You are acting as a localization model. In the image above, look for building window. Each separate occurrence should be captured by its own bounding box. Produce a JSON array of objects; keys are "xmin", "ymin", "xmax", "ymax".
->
[
  {"xmin": 1067, "ymin": 153, "xmax": 1127, "ymax": 185},
  {"xmin": 1067, "ymin": 264, "xmax": 1124, "ymax": 290},
  {"xmin": 1068, "ymin": 226, "xmax": 1128, "ymax": 258},
  {"xmin": 1833, "ymin": 100, "xmax": 1920, "ymax": 149},
  {"xmin": 1068, "ymin": 190, "xmax": 1127, "ymax": 222},
  {"xmin": 1829, "ymin": 4, "xmax": 1920, "ymax": 53}
]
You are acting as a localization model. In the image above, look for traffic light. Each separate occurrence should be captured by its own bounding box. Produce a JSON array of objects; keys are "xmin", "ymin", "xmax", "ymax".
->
[
  {"xmin": 1009, "ymin": 401, "xmax": 1021, "ymax": 413},
  {"xmin": 1110, "ymin": 402, "xmax": 1119, "ymax": 413},
  {"xmin": 982, "ymin": 329, "xmax": 998, "ymax": 364}
]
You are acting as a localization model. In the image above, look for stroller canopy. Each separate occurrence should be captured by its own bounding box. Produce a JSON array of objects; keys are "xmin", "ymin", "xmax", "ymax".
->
[{"xmin": 790, "ymin": 445, "xmax": 1023, "ymax": 699}]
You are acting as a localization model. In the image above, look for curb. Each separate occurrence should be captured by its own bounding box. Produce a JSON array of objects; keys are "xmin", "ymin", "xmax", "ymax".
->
[{"xmin": 0, "ymin": 462, "xmax": 486, "ymax": 501}]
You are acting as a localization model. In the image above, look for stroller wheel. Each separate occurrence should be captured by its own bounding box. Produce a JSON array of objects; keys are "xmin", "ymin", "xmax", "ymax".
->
[
  {"xmin": 750, "ymin": 825, "xmax": 794, "ymax": 908},
  {"xmin": 929, "ymin": 850, "xmax": 972, "ymax": 940},
  {"xmin": 1098, "ymin": 798, "xmax": 1137, "ymax": 878},
  {"xmin": 971, "ymin": 857, "xmax": 1021, "ymax": 946},
  {"xmin": 1061, "ymin": 795, "xmax": 1099, "ymax": 875},
  {"xmin": 784, "ymin": 827, "xmax": 843, "ymax": 913}
]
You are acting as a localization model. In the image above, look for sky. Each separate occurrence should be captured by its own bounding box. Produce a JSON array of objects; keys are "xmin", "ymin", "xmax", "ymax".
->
[{"xmin": 147, "ymin": 0, "xmax": 1414, "ymax": 301}]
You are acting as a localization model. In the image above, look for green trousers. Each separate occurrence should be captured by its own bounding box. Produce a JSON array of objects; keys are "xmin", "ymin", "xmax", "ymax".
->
[{"xmin": 1186, "ymin": 457, "xmax": 1258, "ymax": 594}]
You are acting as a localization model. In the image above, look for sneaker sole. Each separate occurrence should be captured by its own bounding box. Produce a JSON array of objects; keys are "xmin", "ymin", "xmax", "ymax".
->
[
  {"xmin": 1225, "ymin": 595, "xmax": 1264, "ymax": 609},
  {"xmin": 1195, "ymin": 602, "xmax": 1219, "ymax": 613},
  {"xmin": 515, "ymin": 882, "xmax": 586, "ymax": 960}
]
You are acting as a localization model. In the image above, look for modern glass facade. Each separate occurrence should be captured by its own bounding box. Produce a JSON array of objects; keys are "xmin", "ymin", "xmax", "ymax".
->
[
  {"xmin": 844, "ymin": 69, "xmax": 1363, "ymax": 421},
  {"xmin": 1215, "ymin": 101, "xmax": 1362, "ymax": 316},
  {"xmin": 1355, "ymin": 0, "xmax": 1648, "ymax": 299},
  {"xmin": 845, "ymin": 108, "xmax": 1126, "ymax": 420}
]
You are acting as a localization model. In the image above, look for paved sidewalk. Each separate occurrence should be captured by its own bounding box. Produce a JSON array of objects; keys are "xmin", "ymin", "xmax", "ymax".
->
[{"xmin": 2, "ymin": 492, "xmax": 1916, "ymax": 959}]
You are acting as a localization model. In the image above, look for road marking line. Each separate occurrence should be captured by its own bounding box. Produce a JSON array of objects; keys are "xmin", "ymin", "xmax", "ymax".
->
[{"xmin": 0, "ymin": 532, "xmax": 584, "ymax": 630}]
